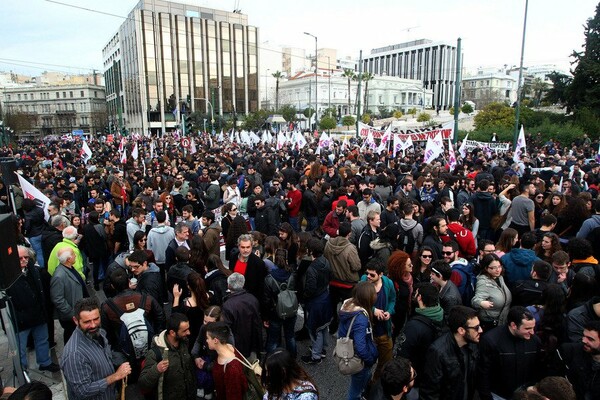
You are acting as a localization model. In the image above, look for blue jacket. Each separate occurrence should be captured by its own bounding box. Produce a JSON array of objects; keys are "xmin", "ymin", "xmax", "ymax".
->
[
  {"xmin": 501, "ymin": 249, "xmax": 540, "ymax": 286},
  {"xmin": 338, "ymin": 303, "xmax": 378, "ymax": 367},
  {"xmin": 359, "ymin": 275, "xmax": 396, "ymax": 337}
]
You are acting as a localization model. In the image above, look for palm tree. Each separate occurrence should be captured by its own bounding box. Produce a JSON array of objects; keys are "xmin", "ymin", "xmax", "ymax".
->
[
  {"xmin": 272, "ymin": 71, "xmax": 284, "ymax": 111},
  {"xmin": 342, "ymin": 68, "xmax": 355, "ymax": 115},
  {"xmin": 361, "ymin": 72, "xmax": 374, "ymax": 113},
  {"xmin": 531, "ymin": 77, "xmax": 548, "ymax": 107}
]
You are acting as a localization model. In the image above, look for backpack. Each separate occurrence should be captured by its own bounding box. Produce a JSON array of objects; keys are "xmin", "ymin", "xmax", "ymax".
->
[
  {"xmin": 586, "ymin": 226, "xmax": 600, "ymax": 262},
  {"xmin": 268, "ymin": 275, "xmax": 299, "ymax": 320},
  {"xmin": 227, "ymin": 351, "xmax": 264, "ymax": 400},
  {"xmin": 452, "ymin": 263, "xmax": 477, "ymax": 305},
  {"xmin": 393, "ymin": 315, "xmax": 443, "ymax": 358},
  {"xmin": 105, "ymin": 294, "xmax": 154, "ymax": 360},
  {"xmin": 397, "ymin": 224, "xmax": 417, "ymax": 255}
]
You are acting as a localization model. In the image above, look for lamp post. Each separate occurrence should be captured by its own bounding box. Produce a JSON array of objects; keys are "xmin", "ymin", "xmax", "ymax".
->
[
  {"xmin": 304, "ymin": 32, "xmax": 317, "ymax": 130},
  {"xmin": 264, "ymin": 68, "xmax": 270, "ymax": 110},
  {"xmin": 513, "ymin": 0, "xmax": 529, "ymax": 149},
  {"xmin": 196, "ymin": 98, "xmax": 214, "ymax": 133},
  {"xmin": 326, "ymin": 56, "xmax": 332, "ymax": 118}
]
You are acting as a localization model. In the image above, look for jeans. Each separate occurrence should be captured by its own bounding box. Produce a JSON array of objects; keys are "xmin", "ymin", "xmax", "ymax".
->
[
  {"xmin": 28, "ymin": 235, "xmax": 44, "ymax": 268},
  {"xmin": 266, "ymin": 316, "xmax": 297, "ymax": 357},
  {"xmin": 18, "ymin": 323, "xmax": 51, "ymax": 369},
  {"xmin": 306, "ymin": 216, "xmax": 318, "ymax": 232},
  {"xmin": 90, "ymin": 257, "xmax": 109, "ymax": 284},
  {"xmin": 249, "ymin": 217, "xmax": 256, "ymax": 231},
  {"xmin": 373, "ymin": 334, "xmax": 393, "ymax": 381},
  {"xmin": 348, "ymin": 366, "xmax": 372, "ymax": 400},
  {"xmin": 309, "ymin": 326, "xmax": 329, "ymax": 359},
  {"xmin": 60, "ymin": 319, "xmax": 76, "ymax": 345},
  {"xmin": 289, "ymin": 216, "xmax": 300, "ymax": 232}
]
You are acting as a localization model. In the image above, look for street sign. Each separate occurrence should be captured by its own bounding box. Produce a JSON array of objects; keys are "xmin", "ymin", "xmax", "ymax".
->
[{"xmin": 181, "ymin": 137, "xmax": 191, "ymax": 148}]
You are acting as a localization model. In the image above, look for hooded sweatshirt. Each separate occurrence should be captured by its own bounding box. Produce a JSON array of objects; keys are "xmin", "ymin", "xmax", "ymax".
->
[
  {"xmin": 470, "ymin": 191, "xmax": 497, "ymax": 229},
  {"xmin": 324, "ymin": 236, "xmax": 361, "ymax": 283},
  {"xmin": 338, "ymin": 300, "xmax": 378, "ymax": 367},
  {"xmin": 501, "ymin": 248, "xmax": 540, "ymax": 286},
  {"xmin": 576, "ymin": 214, "xmax": 600, "ymax": 239},
  {"xmin": 147, "ymin": 225, "xmax": 175, "ymax": 264},
  {"xmin": 400, "ymin": 218, "xmax": 424, "ymax": 247}
]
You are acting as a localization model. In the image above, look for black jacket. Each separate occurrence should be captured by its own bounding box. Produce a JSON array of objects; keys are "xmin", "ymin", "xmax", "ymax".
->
[
  {"xmin": 222, "ymin": 289, "xmax": 262, "ymax": 357},
  {"xmin": 301, "ymin": 189, "xmax": 318, "ymax": 218},
  {"xmin": 511, "ymin": 279, "xmax": 548, "ymax": 307},
  {"xmin": 470, "ymin": 191, "xmax": 498, "ymax": 230},
  {"xmin": 41, "ymin": 225, "xmax": 63, "ymax": 266},
  {"xmin": 7, "ymin": 262, "xmax": 48, "ymax": 330},
  {"xmin": 255, "ymin": 204, "xmax": 279, "ymax": 236},
  {"xmin": 136, "ymin": 264, "xmax": 164, "ymax": 304},
  {"xmin": 478, "ymin": 325, "xmax": 542, "ymax": 400},
  {"xmin": 204, "ymin": 269, "xmax": 228, "ymax": 306},
  {"xmin": 231, "ymin": 253, "xmax": 267, "ymax": 305},
  {"xmin": 567, "ymin": 296, "xmax": 600, "ymax": 343},
  {"xmin": 420, "ymin": 332, "xmax": 479, "ymax": 400},
  {"xmin": 557, "ymin": 342, "xmax": 600, "ymax": 400}
]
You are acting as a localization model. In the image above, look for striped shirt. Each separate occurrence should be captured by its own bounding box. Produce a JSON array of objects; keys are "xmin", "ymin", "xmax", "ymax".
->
[{"xmin": 60, "ymin": 327, "xmax": 116, "ymax": 400}]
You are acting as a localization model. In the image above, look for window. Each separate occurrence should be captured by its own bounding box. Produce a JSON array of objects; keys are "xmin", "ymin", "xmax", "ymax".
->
[
  {"xmin": 17, "ymin": 94, "xmax": 21, "ymax": 100},
  {"xmin": 70, "ymin": 91, "xmax": 73, "ymax": 98},
  {"xmin": 94, "ymin": 91, "xmax": 98, "ymax": 98},
  {"xmin": 63, "ymin": 92, "xmax": 66, "ymax": 98},
  {"xmin": 80, "ymin": 91, "xmax": 84, "ymax": 97},
  {"xmin": 24, "ymin": 94, "xmax": 27, "ymax": 100},
  {"xmin": 56, "ymin": 92, "xmax": 60, "ymax": 99},
  {"xmin": 6, "ymin": 95, "xmax": 10, "ymax": 101}
]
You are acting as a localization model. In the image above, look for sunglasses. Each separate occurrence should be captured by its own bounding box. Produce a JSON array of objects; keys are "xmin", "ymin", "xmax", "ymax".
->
[
  {"xmin": 421, "ymin": 254, "xmax": 433, "ymax": 259},
  {"xmin": 231, "ymin": 208, "xmax": 237, "ymax": 211},
  {"xmin": 442, "ymin": 251, "xmax": 454, "ymax": 255}
]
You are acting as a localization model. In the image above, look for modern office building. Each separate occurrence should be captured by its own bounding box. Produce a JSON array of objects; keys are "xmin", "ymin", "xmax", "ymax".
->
[
  {"xmin": 1, "ymin": 84, "xmax": 107, "ymax": 139},
  {"xmin": 361, "ymin": 39, "xmax": 458, "ymax": 111},
  {"xmin": 102, "ymin": 0, "xmax": 259, "ymax": 136}
]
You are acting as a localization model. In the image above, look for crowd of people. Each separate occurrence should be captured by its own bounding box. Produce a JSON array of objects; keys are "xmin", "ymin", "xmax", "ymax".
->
[{"xmin": 0, "ymin": 129, "xmax": 599, "ymax": 400}]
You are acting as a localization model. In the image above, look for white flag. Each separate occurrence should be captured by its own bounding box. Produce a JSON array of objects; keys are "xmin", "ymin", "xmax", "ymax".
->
[
  {"xmin": 318, "ymin": 132, "xmax": 331, "ymax": 149},
  {"xmin": 277, "ymin": 132, "xmax": 286, "ymax": 150},
  {"xmin": 365, "ymin": 131, "xmax": 377, "ymax": 151},
  {"xmin": 150, "ymin": 140, "xmax": 155, "ymax": 159},
  {"xmin": 448, "ymin": 138, "xmax": 457, "ymax": 172},
  {"xmin": 423, "ymin": 134, "xmax": 444, "ymax": 164},
  {"xmin": 513, "ymin": 125, "xmax": 526, "ymax": 162},
  {"xmin": 401, "ymin": 136, "xmax": 414, "ymax": 151},
  {"xmin": 132, "ymin": 142, "xmax": 139, "ymax": 160},
  {"xmin": 294, "ymin": 130, "xmax": 307, "ymax": 149},
  {"xmin": 16, "ymin": 173, "xmax": 52, "ymax": 220},
  {"xmin": 81, "ymin": 141, "xmax": 92, "ymax": 163},
  {"xmin": 458, "ymin": 132, "xmax": 469, "ymax": 159},
  {"xmin": 190, "ymin": 138, "xmax": 197, "ymax": 154},
  {"xmin": 120, "ymin": 148, "xmax": 127, "ymax": 164},
  {"xmin": 376, "ymin": 124, "xmax": 392, "ymax": 154}
]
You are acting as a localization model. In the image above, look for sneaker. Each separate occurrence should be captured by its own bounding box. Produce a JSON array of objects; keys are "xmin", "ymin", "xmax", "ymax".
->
[
  {"xmin": 300, "ymin": 355, "xmax": 322, "ymax": 365},
  {"xmin": 39, "ymin": 362, "xmax": 60, "ymax": 372}
]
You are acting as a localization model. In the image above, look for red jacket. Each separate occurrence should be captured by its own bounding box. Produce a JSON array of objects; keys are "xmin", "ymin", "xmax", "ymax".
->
[{"xmin": 447, "ymin": 222, "xmax": 476, "ymax": 258}]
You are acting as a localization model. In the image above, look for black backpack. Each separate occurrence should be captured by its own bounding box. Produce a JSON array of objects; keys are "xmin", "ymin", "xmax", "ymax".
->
[
  {"xmin": 398, "ymin": 224, "xmax": 417, "ymax": 255},
  {"xmin": 393, "ymin": 315, "xmax": 443, "ymax": 358},
  {"xmin": 586, "ymin": 226, "xmax": 600, "ymax": 262}
]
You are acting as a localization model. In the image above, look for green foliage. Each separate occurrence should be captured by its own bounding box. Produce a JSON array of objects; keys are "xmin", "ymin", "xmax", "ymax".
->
[
  {"xmin": 521, "ymin": 99, "xmax": 532, "ymax": 107},
  {"xmin": 341, "ymin": 115, "xmax": 356, "ymax": 128},
  {"xmin": 474, "ymin": 102, "xmax": 515, "ymax": 130},
  {"xmin": 449, "ymin": 107, "xmax": 456, "ymax": 116},
  {"xmin": 378, "ymin": 106, "xmax": 393, "ymax": 118},
  {"xmin": 242, "ymin": 109, "xmax": 269, "ymax": 131},
  {"xmin": 322, "ymin": 107, "xmax": 337, "ymax": 118},
  {"xmin": 279, "ymin": 104, "xmax": 297, "ymax": 122},
  {"xmin": 362, "ymin": 114, "xmax": 371, "ymax": 124},
  {"xmin": 319, "ymin": 116, "xmax": 336, "ymax": 130},
  {"xmin": 461, "ymin": 103, "xmax": 474, "ymax": 114},
  {"xmin": 543, "ymin": 72, "xmax": 572, "ymax": 105},
  {"xmin": 574, "ymin": 107, "xmax": 600, "ymax": 136},
  {"xmin": 407, "ymin": 108, "xmax": 417, "ymax": 115},
  {"xmin": 393, "ymin": 110, "xmax": 403, "ymax": 119},
  {"xmin": 303, "ymin": 107, "xmax": 315, "ymax": 119},
  {"xmin": 417, "ymin": 112, "xmax": 431, "ymax": 122}
]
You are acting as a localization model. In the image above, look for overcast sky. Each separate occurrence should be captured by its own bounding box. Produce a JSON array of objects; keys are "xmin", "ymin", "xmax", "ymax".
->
[{"xmin": 0, "ymin": 0, "xmax": 597, "ymax": 76}]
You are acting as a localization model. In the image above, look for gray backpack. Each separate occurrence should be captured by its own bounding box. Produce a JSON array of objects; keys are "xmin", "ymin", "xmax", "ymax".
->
[{"xmin": 268, "ymin": 275, "xmax": 299, "ymax": 319}]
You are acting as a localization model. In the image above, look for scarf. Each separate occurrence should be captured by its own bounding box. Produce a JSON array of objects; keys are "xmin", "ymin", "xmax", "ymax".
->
[{"xmin": 415, "ymin": 304, "xmax": 445, "ymax": 323}]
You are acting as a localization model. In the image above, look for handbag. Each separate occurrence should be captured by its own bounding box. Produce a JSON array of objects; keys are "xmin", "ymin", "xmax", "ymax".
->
[{"xmin": 333, "ymin": 309, "xmax": 371, "ymax": 375}]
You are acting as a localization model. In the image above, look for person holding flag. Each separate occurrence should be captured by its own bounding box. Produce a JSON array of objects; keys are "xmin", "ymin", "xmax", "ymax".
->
[{"xmin": 110, "ymin": 170, "xmax": 132, "ymax": 218}]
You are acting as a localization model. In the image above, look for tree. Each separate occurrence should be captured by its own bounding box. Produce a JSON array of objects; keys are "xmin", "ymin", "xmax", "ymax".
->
[
  {"xmin": 531, "ymin": 77, "xmax": 548, "ymax": 107},
  {"xmin": 407, "ymin": 108, "xmax": 417, "ymax": 116},
  {"xmin": 341, "ymin": 115, "xmax": 356, "ymax": 129},
  {"xmin": 342, "ymin": 68, "xmax": 355, "ymax": 114},
  {"xmin": 393, "ymin": 110, "xmax": 403, "ymax": 119},
  {"xmin": 543, "ymin": 71, "xmax": 572, "ymax": 105},
  {"xmin": 272, "ymin": 71, "xmax": 284, "ymax": 111},
  {"xmin": 449, "ymin": 106, "xmax": 456, "ymax": 116},
  {"xmin": 361, "ymin": 72, "xmax": 374, "ymax": 113},
  {"xmin": 566, "ymin": 3, "xmax": 600, "ymax": 116},
  {"xmin": 362, "ymin": 114, "xmax": 371, "ymax": 124},
  {"xmin": 319, "ymin": 116, "xmax": 336, "ymax": 131},
  {"xmin": 279, "ymin": 104, "xmax": 297, "ymax": 123},
  {"xmin": 378, "ymin": 106, "xmax": 393, "ymax": 118},
  {"xmin": 473, "ymin": 102, "xmax": 515, "ymax": 130},
  {"xmin": 417, "ymin": 112, "xmax": 431, "ymax": 123},
  {"xmin": 461, "ymin": 103, "xmax": 474, "ymax": 114},
  {"xmin": 242, "ymin": 109, "xmax": 269, "ymax": 131},
  {"xmin": 303, "ymin": 107, "xmax": 315, "ymax": 120}
]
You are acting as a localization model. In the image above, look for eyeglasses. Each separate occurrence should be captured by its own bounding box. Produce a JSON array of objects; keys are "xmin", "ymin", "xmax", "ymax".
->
[
  {"xmin": 536, "ymin": 195, "xmax": 544, "ymax": 198},
  {"xmin": 442, "ymin": 251, "xmax": 454, "ymax": 255},
  {"xmin": 140, "ymin": 238, "xmax": 147, "ymax": 242},
  {"xmin": 230, "ymin": 208, "xmax": 237, "ymax": 211},
  {"xmin": 129, "ymin": 264, "xmax": 141, "ymax": 270},
  {"xmin": 465, "ymin": 325, "xmax": 481, "ymax": 331},
  {"xmin": 19, "ymin": 256, "xmax": 29, "ymax": 260},
  {"xmin": 421, "ymin": 254, "xmax": 433, "ymax": 259},
  {"xmin": 487, "ymin": 265, "xmax": 502, "ymax": 271},
  {"xmin": 165, "ymin": 196, "xmax": 172, "ymax": 199}
]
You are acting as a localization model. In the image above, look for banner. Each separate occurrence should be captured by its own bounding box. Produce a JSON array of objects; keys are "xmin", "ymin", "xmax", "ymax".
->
[
  {"xmin": 358, "ymin": 122, "xmax": 453, "ymax": 141},
  {"xmin": 16, "ymin": 173, "xmax": 52, "ymax": 220},
  {"xmin": 462, "ymin": 140, "xmax": 510, "ymax": 153}
]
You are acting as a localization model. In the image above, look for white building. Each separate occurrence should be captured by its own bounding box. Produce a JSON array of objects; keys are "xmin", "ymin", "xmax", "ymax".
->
[
  {"xmin": 462, "ymin": 68, "xmax": 518, "ymax": 108},
  {"xmin": 361, "ymin": 39, "xmax": 458, "ymax": 111}
]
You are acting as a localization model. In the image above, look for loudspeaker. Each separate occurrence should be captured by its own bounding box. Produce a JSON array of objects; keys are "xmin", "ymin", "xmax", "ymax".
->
[
  {"xmin": 0, "ymin": 159, "xmax": 17, "ymax": 186},
  {"xmin": 0, "ymin": 214, "xmax": 21, "ymax": 289}
]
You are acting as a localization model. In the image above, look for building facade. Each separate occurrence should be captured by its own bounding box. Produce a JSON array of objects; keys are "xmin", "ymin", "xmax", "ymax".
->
[
  {"xmin": 1, "ymin": 84, "xmax": 107, "ymax": 139},
  {"xmin": 361, "ymin": 39, "xmax": 458, "ymax": 111},
  {"xmin": 462, "ymin": 68, "xmax": 517, "ymax": 109},
  {"xmin": 102, "ymin": 0, "xmax": 259, "ymax": 136}
]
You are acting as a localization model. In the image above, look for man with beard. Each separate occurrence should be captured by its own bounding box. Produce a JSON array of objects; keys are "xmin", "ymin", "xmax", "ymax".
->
[
  {"xmin": 557, "ymin": 320, "xmax": 600, "ymax": 399},
  {"xmin": 420, "ymin": 306, "xmax": 481, "ymax": 400},
  {"xmin": 61, "ymin": 298, "xmax": 132, "ymax": 400},
  {"xmin": 138, "ymin": 313, "xmax": 196, "ymax": 400}
]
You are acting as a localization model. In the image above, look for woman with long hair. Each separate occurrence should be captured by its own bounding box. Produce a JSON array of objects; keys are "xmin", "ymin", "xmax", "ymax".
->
[
  {"xmin": 152, "ymin": 174, "xmax": 166, "ymax": 192},
  {"xmin": 204, "ymin": 254, "xmax": 232, "ymax": 306},
  {"xmin": 70, "ymin": 214, "xmax": 84, "ymax": 235},
  {"xmin": 189, "ymin": 234, "xmax": 209, "ymax": 274},
  {"xmin": 279, "ymin": 222, "xmax": 299, "ymax": 268},
  {"xmin": 387, "ymin": 250, "xmax": 413, "ymax": 335},
  {"xmin": 555, "ymin": 196, "xmax": 591, "ymax": 238},
  {"xmin": 536, "ymin": 233, "xmax": 562, "ymax": 263},
  {"xmin": 533, "ymin": 191, "xmax": 547, "ymax": 229},
  {"xmin": 133, "ymin": 230, "xmax": 156, "ymax": 263},
  {"xmin": 412, "ymin": 246, "xmax": 436, "ymax": 284},
  {"xmin": 471, "ymin": 254, "xmax": 512, "ymax": 332},
  {"xmin": 159, "ymin": 191, "xmax": 176, "ymax": 227},
  {"xmin": 338, "ymin": 281, "xmax": 378, "ymax": 400},
  {"xmin": 172, "ymin": 271, "xmax": 209, "ymax": 351},
  {"xmin": 545, "ymin": 192, "xmax": 567, "ymax": 217},
  {"xmin": 262, "ymin": 348, "xmax": 318, "ymax": 400},
  {"xmin": 494, "ymin": 228, "xmax": 519, "ymax": 258},
  {"xmin": 460, "ymin": 203, "xmax": 479, "ymax": 241}
]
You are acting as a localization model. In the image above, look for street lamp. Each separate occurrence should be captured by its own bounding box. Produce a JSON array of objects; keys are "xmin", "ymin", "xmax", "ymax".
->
[
  {"xmin": 304, "ymin": 32, "xmax": 317, "ymax": 130},
  {"xmin": 196, "ymin": 98, "xmax": 214, "ymax": 132},
  {"xmin": 513, "ymin": 0, "xmax": 529, "ymax": 150},
  {"xmin": 264, "ymin": 68, "xmax": 270, "ymax": 110},
  {"xmin": 326, "ymin": 56, "xmax": 332, "ymax": 118}
]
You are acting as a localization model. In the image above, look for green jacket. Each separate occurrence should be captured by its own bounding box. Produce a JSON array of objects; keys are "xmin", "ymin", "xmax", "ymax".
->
[
  {"xmin": 47, "ymin": 238, "xmax": 85, "ymax": 279},
  {"xmin": 359, "ymin": 274, "xmax": 397, "ymax": 337},
  {"xmin": 138, "ymin": 330, "xmax": 196, "ymax": 400}
]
